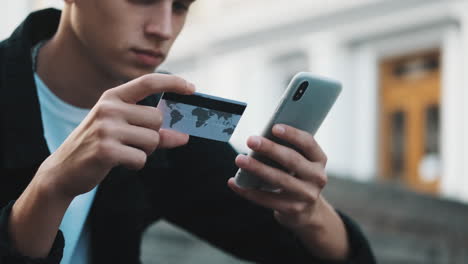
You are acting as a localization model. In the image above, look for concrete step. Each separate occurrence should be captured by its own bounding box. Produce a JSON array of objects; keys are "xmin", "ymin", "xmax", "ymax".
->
[{"xmin": 141, "ymin": 176, "xmax": 468, "ymax": 263}]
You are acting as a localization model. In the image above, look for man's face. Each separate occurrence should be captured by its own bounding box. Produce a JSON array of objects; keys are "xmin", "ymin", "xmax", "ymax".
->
[{"xmin": 68, "ymin": 0, "xmax": 194, "ymax": 81}]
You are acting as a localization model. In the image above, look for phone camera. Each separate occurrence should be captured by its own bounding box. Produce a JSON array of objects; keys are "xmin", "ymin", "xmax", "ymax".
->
[{"xmin": 293, "ymin": 81, "xmax": 309, "ymax": 101}]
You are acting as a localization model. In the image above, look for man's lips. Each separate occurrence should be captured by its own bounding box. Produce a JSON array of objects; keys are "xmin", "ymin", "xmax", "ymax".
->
[{"xmin": 131, "ymin": 48, "xmax": 165, "ymax": 67}]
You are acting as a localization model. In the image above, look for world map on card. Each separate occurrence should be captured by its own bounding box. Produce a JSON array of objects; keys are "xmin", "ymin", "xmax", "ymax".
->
[{"xmin": 157, "ymin": 99, "xmax": 242, "ymax": 142}]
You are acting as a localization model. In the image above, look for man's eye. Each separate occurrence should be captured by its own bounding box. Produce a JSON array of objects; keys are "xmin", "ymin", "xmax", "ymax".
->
[
  {"xmin": 173, "ymin": 2, "xmax": 189, "ymax": 14},
  {"xmin": 129, "ymin": 0, "xmax": 155, "ymax": 4}
]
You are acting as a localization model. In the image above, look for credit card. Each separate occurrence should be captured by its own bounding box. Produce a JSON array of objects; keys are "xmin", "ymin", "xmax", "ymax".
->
[{"xmin": 156, "ymin": 92, "xmax": 247, "ymax": 142}]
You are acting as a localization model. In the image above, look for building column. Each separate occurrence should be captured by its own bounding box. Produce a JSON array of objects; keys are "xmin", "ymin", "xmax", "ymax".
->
[
  {"xmin": 440, "ymin": 25, "xmax": 465, "ymax": 201},
  {"xmin": 346, "ymin": 44, "xmax": 379, "ymax": 182},
  {"xmin": 457, "ymin": 8, "xmax": 468, "ymax": 202},
  {"xmin": 439, "ymin": 1, "xmax": 468, "ymax": 202},
  {"xmin": 304, "ymin": 33, "xmax": 378, "ymax": 181}
]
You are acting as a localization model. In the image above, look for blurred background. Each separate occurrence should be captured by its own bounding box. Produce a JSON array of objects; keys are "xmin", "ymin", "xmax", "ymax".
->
[{"xmin": 2, "ymin": 0, "xmax": 468, "ymax": 263}]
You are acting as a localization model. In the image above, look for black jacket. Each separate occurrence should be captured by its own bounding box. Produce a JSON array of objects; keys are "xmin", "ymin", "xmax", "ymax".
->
[{"xmin": 0, "ymin": 9, "xmax": 376, "ymax": 264}]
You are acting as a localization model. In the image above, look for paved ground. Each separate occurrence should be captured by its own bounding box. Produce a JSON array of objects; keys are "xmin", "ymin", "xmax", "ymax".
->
[{"xmin": 141, "ymin": 221, "xmax": 252, "ymax": 264}]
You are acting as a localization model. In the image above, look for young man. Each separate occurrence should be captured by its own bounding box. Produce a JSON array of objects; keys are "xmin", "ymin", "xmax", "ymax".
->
[{"xmin": 0, "ymin": 1, "xmax": 375, "ymax": 263}]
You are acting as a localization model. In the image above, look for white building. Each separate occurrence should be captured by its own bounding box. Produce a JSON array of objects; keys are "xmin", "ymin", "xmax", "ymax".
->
[
  {"xmin": 166, "ymin": 0, "xmax": 468, "ymax": 203},
  {"xmin": 2, "ymin": 0, "xmax": 467, "ymax": 202}
]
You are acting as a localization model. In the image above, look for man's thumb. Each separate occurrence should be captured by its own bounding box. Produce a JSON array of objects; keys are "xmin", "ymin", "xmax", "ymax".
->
[{"xmin": 158, "ymin": 129, "xmax": 190, "ymax": 149}]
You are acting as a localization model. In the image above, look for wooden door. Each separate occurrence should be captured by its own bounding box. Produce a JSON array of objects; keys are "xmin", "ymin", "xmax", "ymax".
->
[{"xmin": 379, "ymin": 51, "xmax": 441, "ymax": 194}]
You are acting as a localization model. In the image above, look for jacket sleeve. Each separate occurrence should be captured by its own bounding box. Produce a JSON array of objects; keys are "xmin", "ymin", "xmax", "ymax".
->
[
  {"xmin": 0, "ymin": 201, "xmax": 64, "ymax": 264},
  {"xmin": 291, "ymin": 210, "xmax": 377, "ymax": 264},
  {"xmin": 146, "ymin": 137, "xmax": 376, "ymax": 264}
]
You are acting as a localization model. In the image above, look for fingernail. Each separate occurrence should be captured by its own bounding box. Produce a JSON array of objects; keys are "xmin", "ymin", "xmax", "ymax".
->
[
  {"xmin": 229, "ymin": 178, "xmax": 246, "ymax": 192},
  {"xmin": 273, "ymin": 125, "xmax": 285, "ymax": 135},
  {"xmin": 187, "ymin": 82, "xmax": 196, "ymax": 93},
  {"xmin": 249, "ymin": 136, "xmax": 262, "ymax": 149},
  {"xmin": 237, "ymin": 155, "xmax": 249, "ymax": 165}
]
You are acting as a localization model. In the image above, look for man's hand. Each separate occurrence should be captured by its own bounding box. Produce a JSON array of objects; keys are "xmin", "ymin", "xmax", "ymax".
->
[
  {"xmin": 9, "ymin": 73, "xmax": 195, "ymax": 258},
  {"xmin": 37, "ymin": 73, "xmax": 195, "ymax": 199},
  {"xmin": 228, "ymin": 124, "xmax": 350, "ymax": 260}
]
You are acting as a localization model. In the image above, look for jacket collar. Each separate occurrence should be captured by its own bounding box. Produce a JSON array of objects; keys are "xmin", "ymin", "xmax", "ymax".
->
[{"xmin": 1, "ymin": 9, "xmax": 62, "ymax": 169}]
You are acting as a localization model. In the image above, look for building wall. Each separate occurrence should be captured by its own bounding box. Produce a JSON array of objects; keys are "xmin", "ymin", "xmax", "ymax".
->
[{"xmin": 164, "ymin": 0, "xmax": 468, "ymax": 203}]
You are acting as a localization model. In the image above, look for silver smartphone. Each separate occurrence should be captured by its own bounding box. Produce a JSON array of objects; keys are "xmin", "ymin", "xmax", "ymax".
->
[{"xmin": 234, "ymin": 72, "xmax": 342, "ymax": 190}]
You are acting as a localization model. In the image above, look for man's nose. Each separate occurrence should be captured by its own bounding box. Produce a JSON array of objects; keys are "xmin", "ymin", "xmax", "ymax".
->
[{"xmin": 144, "ymin": 4, "xmax": 173, "ymax": 41}]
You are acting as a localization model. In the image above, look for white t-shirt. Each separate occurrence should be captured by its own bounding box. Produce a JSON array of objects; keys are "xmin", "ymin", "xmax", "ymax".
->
[{"xmin": 35, "ymin": 73, "xmax": 96, "ymax": 264}]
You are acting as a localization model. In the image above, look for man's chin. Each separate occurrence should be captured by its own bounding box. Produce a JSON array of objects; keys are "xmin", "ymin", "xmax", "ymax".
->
[{"xmin": 122, "ymin": 66, "xmax": 158, "ymax": 82}]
